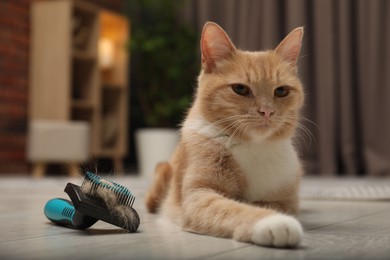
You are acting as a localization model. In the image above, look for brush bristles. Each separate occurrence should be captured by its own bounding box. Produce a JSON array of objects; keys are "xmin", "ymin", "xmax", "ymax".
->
[
  {"xmin": 80, "ymin": 172, "xmax": 139, "ymax": 231},
  {"xmin": 81, "ymin": 172, "xmax": 136, "ymax": 208}
]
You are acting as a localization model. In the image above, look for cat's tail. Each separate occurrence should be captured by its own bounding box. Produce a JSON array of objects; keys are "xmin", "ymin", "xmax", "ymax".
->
[{"xmin": 145, "ymin": 162, "xmax": 172, "ymax": 213}]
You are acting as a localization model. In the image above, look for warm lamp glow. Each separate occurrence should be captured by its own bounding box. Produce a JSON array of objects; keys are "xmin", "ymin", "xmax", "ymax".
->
[{"xmin": 98, "ymin": 38, "xmax": 114, "ymax": 69}]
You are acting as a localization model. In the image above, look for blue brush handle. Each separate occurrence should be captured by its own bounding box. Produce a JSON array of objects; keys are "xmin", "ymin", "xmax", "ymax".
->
[{"xmin": 44, "ymin": 198, "xmax": 75, "ymax": 227}]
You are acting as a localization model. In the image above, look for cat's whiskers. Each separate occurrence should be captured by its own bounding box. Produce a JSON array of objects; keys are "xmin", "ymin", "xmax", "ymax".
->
[
  {"xmin": 219, "ymin": 119, "xmax": 248, "ymax": 145},
  {"xmin": 271, "ymin": 116, "xmax": 316, "ymax": 150},
  {"xmin": 203, "ymin": 115, "xmax": 255, "ymax": 147},
  {"xmin": 274, "ymin": 121, "xmax": 306, "ymax": 152},
  {"xmin": 208, "ymin": 115, "xmax": 250, "ymax": 137},
  {"xmin": 189, "ymin": 116, "xmax": 248, "ymax": 153},
  {"xmin": 194, "ymin": 118, "xmax": 254, "ymax": 158},
  {"xmin": 299, "ymin": 116, "xmax": 320, "ymax": 130},
  {"xmin": 295, "ymin": 54, "xmax": 308, "ymax": 64},
  {"xmin": 227, "ymin": 120, "xmax": 247, "ymax": 145},
  {"xmin": 210, "ymin": 114, "xmax": 314, "ymax": 148},
  {"xmin": 291, "ymin": 118, "xmax": 316, "ymax": 146}
]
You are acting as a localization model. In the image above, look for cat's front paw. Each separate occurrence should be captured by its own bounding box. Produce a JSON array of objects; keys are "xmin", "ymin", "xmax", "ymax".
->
[{"xmin": 252, "ymin": 214, "xmax": 303, "ymax": 248}]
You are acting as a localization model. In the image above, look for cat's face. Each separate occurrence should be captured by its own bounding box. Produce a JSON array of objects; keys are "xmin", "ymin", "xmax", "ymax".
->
[{"xmin": 197, "ymin": 23, "xmax": 304, "ymax": 141}]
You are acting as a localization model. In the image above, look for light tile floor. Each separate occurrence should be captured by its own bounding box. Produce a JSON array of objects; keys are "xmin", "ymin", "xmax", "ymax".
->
[{"xmin": 1, "ymin": 176, "xmax": 389, "ymax": 259}]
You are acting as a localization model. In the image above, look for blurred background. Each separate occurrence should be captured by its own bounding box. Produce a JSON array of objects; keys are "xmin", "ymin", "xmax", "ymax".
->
[{"xmin": 0, "ymin": 0, "xmax": 389, "ymax": 177}]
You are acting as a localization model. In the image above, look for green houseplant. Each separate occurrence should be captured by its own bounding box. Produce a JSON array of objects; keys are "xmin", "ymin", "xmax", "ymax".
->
[
  {"xmin": 128, "ymin": 0, "xmax": 199, "ymax": 128},
  {"xmin": 127, "ymin": 0, "xmax": 199, "ymax": 176}
]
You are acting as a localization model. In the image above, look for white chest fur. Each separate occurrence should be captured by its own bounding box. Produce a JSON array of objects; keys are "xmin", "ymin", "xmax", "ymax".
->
[
  {"xmin": 230, "ymin": 139, "xmax": 299, "ymax": 202},
  {"xmin": 182, "ymin": 117, "xmax": 299, "ymax": 202}
]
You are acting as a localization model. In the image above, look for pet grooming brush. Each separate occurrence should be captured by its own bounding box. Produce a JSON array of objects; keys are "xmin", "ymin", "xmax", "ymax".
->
[{"xmin": 44, "ymin": 172, "xmax": 140, "ymax": 232}]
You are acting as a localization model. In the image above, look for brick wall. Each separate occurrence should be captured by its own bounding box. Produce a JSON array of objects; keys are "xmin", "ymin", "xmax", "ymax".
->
[
  {"xmin": 0, "ymin": 0, "xmax": 30, "ymax": 173},
  {"xmin": 0, "ymin": 0, "xmax": 125, "ymax": 174}
]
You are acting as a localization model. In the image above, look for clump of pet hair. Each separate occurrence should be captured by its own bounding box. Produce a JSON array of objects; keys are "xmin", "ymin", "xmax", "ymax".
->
[{"xmin": 81, "ymin": 176, "xmax": 137, "ymax": 231}]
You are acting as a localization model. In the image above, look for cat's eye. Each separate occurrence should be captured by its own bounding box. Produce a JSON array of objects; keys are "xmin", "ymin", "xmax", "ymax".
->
[
  {"xmin": 274, "ymin": 86, "xmax": 290, "ymax": 98},
  {"xmin": 231, "ymin": 84, "xmax": 251, "ymax": 97}
]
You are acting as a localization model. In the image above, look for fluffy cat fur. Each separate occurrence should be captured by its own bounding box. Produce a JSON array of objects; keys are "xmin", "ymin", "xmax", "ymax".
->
[{"xmin": 145, "ymin": 22, "xmax": 305, "ymax": 248}]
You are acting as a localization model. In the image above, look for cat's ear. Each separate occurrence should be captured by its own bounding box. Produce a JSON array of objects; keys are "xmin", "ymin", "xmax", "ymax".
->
[
  {"xmin": 275, "ymin": 27, "xmax": 304, "ymax": 66},
  {"xmin": 201, "ymin": 22, "xmax": 236, "ymax": 73}
]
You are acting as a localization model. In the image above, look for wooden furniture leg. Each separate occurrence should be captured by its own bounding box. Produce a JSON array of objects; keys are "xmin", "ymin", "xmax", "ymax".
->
[
  {"xmin": 114, "ymin": 157, "xmax": 124, "ymax": 175},
  {"xmin": 68, "ymin": 163, "xmax": 80, "ymax": 177},
  {"xmin": 32, "ymin": 162, "xmax": 46, "ymax": 178}
]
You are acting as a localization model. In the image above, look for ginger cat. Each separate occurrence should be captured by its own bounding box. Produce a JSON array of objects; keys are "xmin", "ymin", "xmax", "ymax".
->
[{"xmin": 145, "ymin": 22, "xmax": 305, "ymax": 248}]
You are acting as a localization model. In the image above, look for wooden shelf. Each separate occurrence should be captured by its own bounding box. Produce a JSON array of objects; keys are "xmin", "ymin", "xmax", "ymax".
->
[
  {"xmin": 72, "ymin": 100, "xmax": 95, "ymax": 109},
  {"xmin": 73, "ymin": 50, "xmax": 96, "ymax": 61},
  {"xmin": 72, "ymin": 3, "xmax": 98, "ymax": 53},
  {"xmin": 30, "ymin": 0, "xmax": 129, "ymax": 173},
  {"xmin": 101, "ymin": 82, "xmax": 125, "ymax": 89}
]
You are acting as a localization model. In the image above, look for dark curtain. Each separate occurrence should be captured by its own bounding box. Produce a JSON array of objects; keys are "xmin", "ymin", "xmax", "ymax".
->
[{"xmin": 185, "ymin": 0, "xmax": 390, "ymax": 176}]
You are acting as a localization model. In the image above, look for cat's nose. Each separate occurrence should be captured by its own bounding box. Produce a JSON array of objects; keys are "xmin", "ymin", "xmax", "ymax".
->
[{"xmin": 258, "ymin": 107, "xmax": 275, "ymax": 119}]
